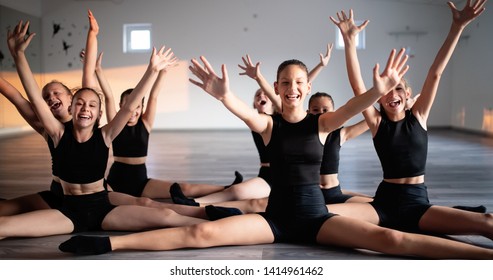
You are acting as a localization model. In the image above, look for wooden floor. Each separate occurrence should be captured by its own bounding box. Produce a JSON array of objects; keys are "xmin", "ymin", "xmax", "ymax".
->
[{"xmin": 0, "ymin": 128, "xmax": 493, "ymax": 261}]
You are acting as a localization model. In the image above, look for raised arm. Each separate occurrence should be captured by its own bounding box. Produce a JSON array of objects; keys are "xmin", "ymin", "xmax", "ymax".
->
[
  {"xmin": 0, "ymin": 77, "xmax": 44, "ymax": 134},
  {"xmin": 102, "ymin": 46, "xmax": 177, "ymax": 143},
  {"xmin": 238, "ymin": 55, "xmax": 282, "ymax": 112},
  {"xmin": 191, "ymin": 56, "xmax": 271, "ymax": 134},
  {"xmin": 94, "ymin": 51, "xmax": 117, "ymax": 122},
  {"xmin": 81, "ymin": 9, "xmax": 99, "ymax": 89},
  {"xmin": 412, "ymin": 0, "xmax": 487, "ymax": 124},
  {"xmin": 142, "ymin": 68, "xmax": 170, "ymax": 130},
  {"xmin": 8, "ymin": 20, "xmax": 63, "ymax": 138},
  {"xmin": 319, "ymin": 49, "xmax": 409, "ymax": 133},
  {"xmin": 340, "ymin": 119, "xmax": 369, "ymax": 145},
  {"xmin": 308, "ymin": 43, "xmax": 333, "ymax": 82},
  {"xmin": 330, "ymin": 9, "xmax": 383, "ymax": 134}
]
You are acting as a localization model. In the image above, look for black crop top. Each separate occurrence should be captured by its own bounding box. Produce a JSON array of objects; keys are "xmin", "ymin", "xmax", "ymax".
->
[
  {"xmin": 373, "ymin": 110, "xmax": 427, "ymax": 179},
  {"xmin": 320, "ymin": 127, "xmax": 342, "ymax": 175},
  {"xmin": 48, "ymin": 120, "xmax": 73, "ymax": 177},
  {"xmin": 112, "ymin": 117, "xmax": 149, "ymax": 157},
  {"xmin": 251, "ymin": 131, "xmax": 269, "ymax": 164},
  {"xmin": 55, "ymin": 127, "xmax": 109, "ymax": 184},
  {"xmin": 268, "ymin": 113, "xmax": 323, "ymax": 187}
]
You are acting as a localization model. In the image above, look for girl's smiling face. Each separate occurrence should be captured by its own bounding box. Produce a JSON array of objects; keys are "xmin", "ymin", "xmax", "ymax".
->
[{"xmin": 275, "ymin": 64, "xmax": 311, "ymax": 110}]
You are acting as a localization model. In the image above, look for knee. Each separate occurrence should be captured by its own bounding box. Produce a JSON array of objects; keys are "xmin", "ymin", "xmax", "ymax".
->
[
  {"xmin": 377, "ymin": 229, "xmax": 406, "ymax": 253},
  {"xmin": 136, "ymin": 197, "xmax": 154, "ymax": 207},
  {"xmin": 228, "ymin": 186, "xmax": 248, "ymax": 200},
  {"xmin": 186, "ymin": 222, "xmax": 217, "ymax": 247}
]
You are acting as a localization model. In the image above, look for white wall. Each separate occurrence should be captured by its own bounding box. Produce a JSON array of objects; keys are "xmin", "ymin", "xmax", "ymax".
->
[
  {"xmin": 0, "ymin": 0, "xmax": 41, "ymax": 17},
  {"xmin": 449, "ymin": 4, "xmax": 493, "ymax": 134},
  {"xmin": 2, "ymin": 0, "xmax": 492, "ymax": 132}
]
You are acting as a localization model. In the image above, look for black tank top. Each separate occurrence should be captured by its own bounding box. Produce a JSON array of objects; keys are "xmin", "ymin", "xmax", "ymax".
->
[
  {"xmin": 266, "ymin": 113, "xmax": 326, "ymax": 219},
  {"xmin": 112, "ymin": 117, "xmax": 149, "ymax": 157},
  {"xmin": 251, "ymin": 131, "xmax": 269, "ymax": 164},
  {"xmin": 320, "ymin": 127, "xmax": 342, "ymax": 175},
  {"xmin": 48, "ymin": 120, "xmax": 73, "ymax": 177},
  {"xmin": 55, "ymin": 127, "xmax": 109, "ymax": 184},
  {"xmin": 373, "ymin": 110, "xmax": 427, "ymax": 179}
]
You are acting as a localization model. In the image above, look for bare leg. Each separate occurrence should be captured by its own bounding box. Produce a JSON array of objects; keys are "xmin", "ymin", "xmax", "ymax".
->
[
  {"xmin": 101, "ymin": 205, "xmax": 207, "ymax": 231},
  {"xmin": 110, "ymin": 214, "xmax": 274, "ymax": 251},
  {"xmin": 317, "ymin": 215, "xmax": 493, "ymax": 259},
  {"xmin": 195, "ymin": 177, "xmax": 270, "ymax": 204},
  {"xmin": 419, "ymin": 206, "xmax": 493, "ymax": 239},
  {"xmin": 60, "ymin": 214, "xmax": 274, "ymax": 254},
  {"xmin": 0, "ymin": 193, "xmax": 51, "ymax": 216},
  {"xmin": 345, "ymin": 195, "xmax": 373, "ymax": 203},
  {"xmin": 0, "ymin": 209, "xmax": 73, "ymax": 239},
  {"xmin": 141, "ymin": 179, "xmax": 225, "ymax": 199},
  {"xmin": 213, "ymin": 197, "xmax": 268, "ymax": 213},
  {"xmin": 326, "ymin": 202, "xmax": 380, "ymax": 224}
]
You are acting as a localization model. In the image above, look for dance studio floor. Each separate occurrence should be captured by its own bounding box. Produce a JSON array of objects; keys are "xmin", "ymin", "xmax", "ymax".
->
[{"xmin": 0, "ymin": 128, "xmax": 492, "ymax": 260}]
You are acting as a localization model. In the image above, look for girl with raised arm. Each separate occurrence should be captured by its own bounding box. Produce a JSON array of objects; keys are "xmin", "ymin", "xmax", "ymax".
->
[
  {"xmin": 329, "ymin": 1, "xmax": 492, "ymax": 235},
  {"xmin": 0, "ymin": 20, "xmax": 210, "ymax": 241}
]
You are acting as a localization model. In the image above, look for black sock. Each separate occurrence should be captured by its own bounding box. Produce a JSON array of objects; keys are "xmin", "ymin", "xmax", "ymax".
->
[
  {"xmin": 170, "ymin": 182, "xmax": 199, "ymax": 206},
  {"xmin": 59, "ymin": 235, "xmax": 112, "ymax": 255},
  {"xmin": 452, "ymin": 205, "xmax": 487, "ymax": 213},
  {"xmin": 205, "ymin": 205, "xmax": 243, "ymax": 221},
  {"xmin": 225, "ymin": 171, "xmax": 243, "ymax": 189}
]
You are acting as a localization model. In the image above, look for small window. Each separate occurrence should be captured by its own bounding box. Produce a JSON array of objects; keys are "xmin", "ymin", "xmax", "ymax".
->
[
  {"xmin": 123, "ymin": 23, "xmax": 152, "ymax": 53},
  {"xmin": 335, "ymin": 21, "xmax": 366, "ymax": 50}
]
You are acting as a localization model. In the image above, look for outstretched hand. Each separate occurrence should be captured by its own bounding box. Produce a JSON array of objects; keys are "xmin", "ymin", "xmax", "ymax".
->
[
  {"xmin": 7, "ymin": 20, "xmax": 35, "ymax": 58},
  {"xmin": 373, "ymin": 48, "xmax": 409, "ymax": 95},
  {"xmin": 189, "ymin": 56, "xmax": 230, "ymax": 101},
  {"xmin": 319, "ymin": 43, "xmax": 334, "ymax": 67},
  {"xmin": 88, "ymin": 9, "xmax": 99, "ymax": 35},
  {"xmin": 238, "ymin": 54, "xmax": 261, "ymax": 80},
  {"xmin": 330, "ymin": 9, "xmax": 369, "ymax": 39},
  {"xmin": 149, "ymin": 46, "xmax": 178, "ymax": 72},
  {"xmin": 448, "ymin": 0, "xmax": 487, "ymax": 28}
]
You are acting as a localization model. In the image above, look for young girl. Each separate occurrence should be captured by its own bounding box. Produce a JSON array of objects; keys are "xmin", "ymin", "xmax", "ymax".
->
[
  {"xmin": 94, "ymin": 57, "xmax": 241, "ymax": 199},
  {"xmin": 0, "ymin": 21, "xmax": 208, "ymax": 241},
  {"xmin": 170, "ymin": 47, "xmax": 333, "ymax": 207},
  {"xmin": 60, "ymin": 50, "xmax": 493, "ymax": 258},
  {"xmin": 0, "ymin": 78, "xmax": 70, "ymax": 215},
  {"xmin": 329, "ymin": 1, "xmax": 492, "ymax": 234}
]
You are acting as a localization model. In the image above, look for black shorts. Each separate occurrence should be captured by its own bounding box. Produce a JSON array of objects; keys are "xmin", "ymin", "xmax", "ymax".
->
[
  {"xmin": 58, "ymin": 190, "xmax": 116, "ymax": 233},
  {"xmin": 321, "ymin": 185, "xmax": 353, "ymax": 204},
  {"xmin": 106, "ymin": 162, "xmax": 150, "ymax": 196},
  {"xmin": 370, "ymin": 181, "xmax": 432, "ymax": 233},
  {"xmin": 38, "ymin": 180, "xmax": 64, "ymax": 209},
  {"xmin": 259, "ymin": 212, "xmax": 336, "ymax": 244}
]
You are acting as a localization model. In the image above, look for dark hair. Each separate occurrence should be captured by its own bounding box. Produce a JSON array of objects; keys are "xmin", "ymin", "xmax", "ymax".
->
[
  {"xmin": 309, "ymin": 92, "xmax": 334, "ymax": 109},
  {"xmin": 119, "ymin": 88, "xmax": 145, "ymax": 108},
  {"xmin": 276, "ymin": 59, "xmax": 308, "ymax": 81},
  {"xmin": 72, "ymin": 87, "xmax": 103, "ymax": 129}
]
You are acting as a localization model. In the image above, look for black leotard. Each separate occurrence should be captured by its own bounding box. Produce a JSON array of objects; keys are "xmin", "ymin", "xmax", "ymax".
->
[{"xmin": 259, "ymin": 113, "xmax": 335, "ymax": 243}]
